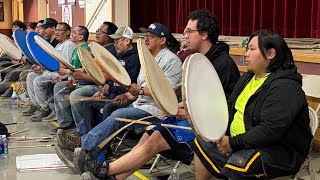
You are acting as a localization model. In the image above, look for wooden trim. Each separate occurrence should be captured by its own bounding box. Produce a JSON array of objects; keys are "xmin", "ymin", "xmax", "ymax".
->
[
  {"xmin": 111, "ymin": 0, "xmax": 115, "ymax": 23},
  {"xmin": 18, "ymin": 0, "xmax": 24, "ymax": 21},
  {"xmin": 230, "ymin": 47, "xmax": 320, "ymax": 64},
  {"xmin": 84, "ymin": 0, "xmax": 86, "ymax": 26},
  {"xmin": 127, "ymin": 0, "xmax": 130, "ymax": 26}
]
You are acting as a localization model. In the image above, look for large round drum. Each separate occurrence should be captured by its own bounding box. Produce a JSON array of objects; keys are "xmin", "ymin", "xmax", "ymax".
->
[
  {"xmin": 0, "ymin": 33, "xmax": 22, "ymax": 60},
  {"xmin": 89, "ymin": 42, "xmax": 131, "ymax": 87},
  {"xmin": 26, "ymin": 32, "xmax": 60, "ymax": 72},
  {"xmin": 182, "ymin": 53, "xmax": 228, "ymax": 142},
  {"xmin": 77, "ymin": 46, "xmax": 106, "ymax": 85},
  {"xmin": 34, "ymin": 35, "xmax": 75, "ymax": 71},
  {"xmin": 13, "ymin": 30, "xmax": 36, "ymax": 63},
  {"xmin": 137, "ymin": 38, "xmax": 178, "ymax": 116}
]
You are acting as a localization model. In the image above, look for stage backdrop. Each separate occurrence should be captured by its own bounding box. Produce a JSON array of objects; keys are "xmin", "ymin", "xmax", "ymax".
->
[{"xmin": 131, "ymin": 0, "xmax": 320, "ymax": 38}]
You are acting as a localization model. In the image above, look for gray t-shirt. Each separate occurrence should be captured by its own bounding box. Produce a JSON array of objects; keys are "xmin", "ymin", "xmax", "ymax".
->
[
  {"xmin": 133, "ymin": 48, "xmax": 182, "ymax": 119},
  {"xmin": 44, "ymin": 39, "xmax": 76, "ymax": 75}
]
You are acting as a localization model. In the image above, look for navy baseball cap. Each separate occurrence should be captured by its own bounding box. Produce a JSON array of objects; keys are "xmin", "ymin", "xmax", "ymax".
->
[
  {"xmin": 42, "ymin": 18, "xmax": 58, "ymax": 29},
  {"xmin": 139, "ymin": 22, "xmax": 170, "ymax": 38}
]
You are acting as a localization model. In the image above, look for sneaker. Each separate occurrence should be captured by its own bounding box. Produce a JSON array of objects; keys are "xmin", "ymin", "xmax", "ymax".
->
[
  {"xmin": 49, "ymin": 127, "xmax": 60, "ymax": 135},
  {"xmin": 42, "ymin": 112, "xmax": 57, "ymax": 122},
  {"xmin": 22, "ymin": 104, "xmax": 39, "ymax": 116},
  {"xmin": 30, "ymin": 108, "xmax": 52, "ymax": 122},
  {"xmin": 81, "ymin": 171, "xmax": 116, "ymax": 180},
  {"xmin": 57, "ymin": 129, "xmax": 80, "ymax": 151},
  {"xmin": 73, "ymin": 148, "xmax": 110, "ymax": 178},
  {"xmin": 54, "ymin": 145, "xmax": 79, "ymax": 174}
]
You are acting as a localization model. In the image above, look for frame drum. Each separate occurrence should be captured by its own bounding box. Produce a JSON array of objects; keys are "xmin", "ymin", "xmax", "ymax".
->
[
  {"xmin": 182, "ymin": 53, "xmax": 228, "ymax": 142},
  {"xmin": 89, "ymin": 42, "xmax": 131, "ymax": 87},
  {"xmin": 137, "ymin": 38, "xmax": 178, "ymax": 116},
  {"xmin": 13, "ymin": 29, "xmax": 37, "ymax": 63},
  {"xmin": 34, "ymin": 35, "xmax": 75, "ymax": 71},
  {"xmin": 26, "ymin": 32, "xmax": 60, "ymax": 72},
  {"xmin": 0, "ymin": 33, "xmax": 22, "ymax": 60},
  {"xmin": 77, "ymin": 46, "xmax": 106, "ymax": 85}
]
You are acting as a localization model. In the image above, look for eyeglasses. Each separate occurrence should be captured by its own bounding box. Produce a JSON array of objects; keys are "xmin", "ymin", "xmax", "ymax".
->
[
  {"xmin": 55, "ymin": 29, "xmax": 67, "ymax": 32},
  {"xmin": 183, "ymin": 29, "xmax": 200, "ymax": 37},
  {"xmin": 96, "ymin": 29, "xmax": 109, "ymax": 35},
  {"xmin": 71, "ymin": 30, "xmax": 82, "ymax": 35}
]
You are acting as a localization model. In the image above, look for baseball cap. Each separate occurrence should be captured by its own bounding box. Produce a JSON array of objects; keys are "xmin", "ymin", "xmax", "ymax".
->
[
  {"xmin": 139, "ymin": 22, "xmax": 170, "ymax": 38},
  {"xmin": 42, "ymin": 18, "xmax": 58, "ymax": 29},
  {"xmin": 109, "ymin": 27, "xmax": 133, "ymax": 40}
]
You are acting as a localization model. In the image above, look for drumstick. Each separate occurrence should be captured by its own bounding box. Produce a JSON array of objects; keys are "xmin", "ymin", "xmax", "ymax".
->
[
  {"xmin": 4, "ymin": 122, "xmax": 26, "ymax": 125},
  {"xmin": 77, "ymin": 97, "xmax": 114, "ymax": 102},
  {"xmin": 115, "ymin": 117, "xmax": 192, "ymax": 130},
  {"xmin": 10, "ymin": 128, "xmax": 28, "ymax": 136},
  {"xmin": 0, "ymin": 63, "xmax": 20, "ymax": 73},
  {"xmin": 8, "ymin": 136, "xmax": 54, "ymax": 139},
  {"xmin": 98, "ymin": 114, "xmax": 165, "ymax": 149},
  {"xmin": 9, "ymin": 144, "xmax": 54, "ymax": 149},
  {"xmin": 36, "ymin": 80, "xmax": 52, "ymax": 83}
]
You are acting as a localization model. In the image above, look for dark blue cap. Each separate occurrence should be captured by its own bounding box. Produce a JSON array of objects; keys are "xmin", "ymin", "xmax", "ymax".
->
[
  {"xmin": 42, "ymin": 18, "xmax": 58, "ymax": 29},
  {"xmin": 139, "ymin": 22, "xmax": 170, "ymax": 38}
]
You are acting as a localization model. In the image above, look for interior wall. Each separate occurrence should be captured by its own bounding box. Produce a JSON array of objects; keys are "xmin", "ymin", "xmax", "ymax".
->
[
  {"xmin": 0, "ymin": 0, "xmax": 12, "ymax": 37},
  {"xmin": 23, "ymin": 0, "xmax": 38, "ymax": 23}
]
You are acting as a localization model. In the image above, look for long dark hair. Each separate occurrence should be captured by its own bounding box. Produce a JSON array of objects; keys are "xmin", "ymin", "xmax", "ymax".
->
[
  {"xmin": 248, "ymin": 30, "xmax": 295, "ymax": 72},
  {"xmin": 166, "ymin": 33, "xmax": 181, "ymax": 54}
]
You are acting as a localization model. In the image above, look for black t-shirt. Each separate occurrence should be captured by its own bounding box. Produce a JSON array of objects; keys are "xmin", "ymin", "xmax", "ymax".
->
[{"xmin": 50, "ymin": 38, "xmax": 59, "ymax": 47}]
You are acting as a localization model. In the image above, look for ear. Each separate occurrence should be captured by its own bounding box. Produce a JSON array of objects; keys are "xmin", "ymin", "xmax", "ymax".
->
[
  {"xmin": 267, "ymin": 48, "xmax": 276, "ymax": 61},
  {"xmin": 201, "ymin": 32, "xmax": 208, "ymax": 40},
  {"xmin": 160, "ymin": 37, "xmax": 166, "ymax": 45}
]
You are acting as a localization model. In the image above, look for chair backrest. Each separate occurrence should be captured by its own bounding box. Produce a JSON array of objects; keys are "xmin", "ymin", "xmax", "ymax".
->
[
  {"xmin": 302, "ymin": 75, "xmax": 320, "ymax": 98},
  {"xmin": 309, "ymin": 106, "xmax": 318, "ymax": 135}
]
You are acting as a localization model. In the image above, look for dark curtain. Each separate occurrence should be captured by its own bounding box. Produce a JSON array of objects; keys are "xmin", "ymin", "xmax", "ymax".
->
[{"xmin": 130, "ymin": 0, "xmax": 320, "ymax": 38}]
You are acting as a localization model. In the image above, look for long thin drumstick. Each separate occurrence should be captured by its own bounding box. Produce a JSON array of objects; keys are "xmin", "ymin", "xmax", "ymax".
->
[
  {"xmin": 0, "ymin": 63, "xmax": 20, "ymax": 73},
  {"xmin": 77, "ymin": 97, "xmax": 114, "ymax": 102},
  {"xmin": 36, "ymin": 80, "xmax": 52, "ymax": 83},
  {"xmin": 8, "ymin": 136, "xmax": 54, "ymax": 139},
  {"xmin": 98, "ymin": 114, "xmax": 166, "ymax": 149},
  {"xmin": 10, "ymin": 128, "xmax": 28, "ymax": 136},
  {"xmin": 115, "ymin": 117, "xmax": 192, "ymax": 130},
  {"xmin": 9, "ymin": 144, "xmax": 54, "ymax": 149},
  {"xmin": 4, "ymin": 122, "xmax": 26, "ymax": 126}
]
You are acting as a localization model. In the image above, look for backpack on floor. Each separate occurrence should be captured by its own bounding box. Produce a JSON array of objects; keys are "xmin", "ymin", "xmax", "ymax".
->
[{"xmin": 0, "ymin": 122, "xmax": 9, "ymax": 136}]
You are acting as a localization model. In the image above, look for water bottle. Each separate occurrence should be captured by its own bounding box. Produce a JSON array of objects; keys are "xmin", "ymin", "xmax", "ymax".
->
[
  {"xmin": 2, "ymin": 135, "xmax": 8, "ymax": 158},
  {"xmin": 170, "ymin": 168, "xmax": 179, "ymax": 180},
  {"xmin": 0, "ymin": 135, "xmax": 4, "ymax": 158},
  {"xmin": 240, "ymin": 37, "xmax": 248, "ymax": 65},
  {"xmin": 11, "ymin": 83, "xmax": 18, "ymax": 108}
]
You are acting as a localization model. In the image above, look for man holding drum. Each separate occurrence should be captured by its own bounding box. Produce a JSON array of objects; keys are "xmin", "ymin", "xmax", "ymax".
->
[
  {"xmin": 188, "ymin": 30, "xmax": 313, "ymax": 179},
  {"xmin": 28, "ymin": 22, "xmax": 76, "ymax": 121}
]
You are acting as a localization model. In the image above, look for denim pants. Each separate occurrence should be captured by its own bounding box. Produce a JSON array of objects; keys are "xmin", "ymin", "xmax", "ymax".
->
[
  {"xmin": 81, "ymin": 107, "xmax": 161, "ymax": 154},
  {"xmin": 54, "ymin": 81, "xmax": 99, "ymax": 128},
  {"xmin": 33, "ymin": 74, "xmax": 56, "ymax": 110}
]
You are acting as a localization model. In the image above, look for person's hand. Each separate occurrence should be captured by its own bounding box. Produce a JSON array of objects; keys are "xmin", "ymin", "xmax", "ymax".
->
[
  {"xmin": 51, "ymin": 76, "xmax": 61, "ymax": 84},
  {"xmin": 112, "ymin": 94, "xmax": 130, "ymax": 106},
  {"xmin": 72, "ymin": 70, "xmax": 86, "ymax": 80},
  {"xmin": 20, "ymin": 56, "xmax": 27, "ymax": 64},
  {"xmin": 58, "ymin": 67, "xmax": 71, "ymax": 76},
  {"xmin": 177, "ymin": 102, "xmax": 188, "ymax": 120},
  {"xmin": 65, "ymin": 79, "xmax": 76, "ymax": 89},
  {"xmin": 92, "ymin": 91, "xmax": 106, "ymax": 99},
  {"xmin": 99, "ymin": 84, "xmax": 109, "ymax": 95},
  {"xmin": 128, "ymin": 83, "xmax": 141, "ymax": 96},
  {"xmin": 216, "ymin": 136, "xmax": 232, "ymax": 155},
  {"xmin": 31, "ymin": 65, "xmax": 43, "ymax": 74}
]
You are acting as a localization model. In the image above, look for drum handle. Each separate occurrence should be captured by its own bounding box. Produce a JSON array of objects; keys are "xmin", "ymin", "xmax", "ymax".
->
[
  {"xmin": 115, "ymin": 117, "xmax": 192, "ymax": 130},
  {"xmin": 0, "ymin": 50, "xmax": 4, "ymax": 57},
  {"xmin": 98, "ymin": 114, "xmax": 165, "ymax": 149},
  {"xmin": 0, "ymin": 63, "xmax": 21, "ymax": 73}
]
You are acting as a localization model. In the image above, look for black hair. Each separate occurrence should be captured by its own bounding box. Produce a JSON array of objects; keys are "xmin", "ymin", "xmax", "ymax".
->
[
  {"xmin": 12, "ymin": 20, "xmax": 27, "ymax": 30},
  {"xmin": 58, "ymin": 22, "xmax": 71, "ymax": 31},
  {"xmin": 248, "ymin": 30, "xmax": 295, "ymax": 72},
  {"xmin": 77, "ymin": 26, "xmax": 89, "ymax": 42},
  {"xmin": 28, "ymin": 22, "xmax": 38, "ymax": 30},
  {"xmin": 38, "ymin": 20, "xmax": 44, "ymax": 23},
  {"xmin": 166, "ymin": 33, "xmax": 181, "ymax": 54},
  {"xmin": 188, "ymin": 9, "xmax": 220, "ymax": 44}
]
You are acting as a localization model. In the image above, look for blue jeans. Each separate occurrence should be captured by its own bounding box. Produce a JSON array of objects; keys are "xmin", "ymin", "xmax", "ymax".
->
[
  {"xmin": 54, "ymin": 82, "xmax": 98, "ymax": 128},
  {"xmin": 81, "ymin": 107, "xmax": 161, "ymax": 153}
]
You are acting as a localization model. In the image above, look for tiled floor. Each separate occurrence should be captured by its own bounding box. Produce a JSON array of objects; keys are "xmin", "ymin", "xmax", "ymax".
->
[
  {"xmin": 0, "ymin": 98, "xmax": 195, "ymax": 180},
  {"xmin": 1, "ymin": 98, "xmax": 320, "ymax": 180}
]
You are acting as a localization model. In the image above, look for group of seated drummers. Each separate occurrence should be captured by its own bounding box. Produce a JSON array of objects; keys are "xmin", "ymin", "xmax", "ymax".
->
[{"xmin": 0, "ymin": 9, "xmax": 313, "ymax": 180}]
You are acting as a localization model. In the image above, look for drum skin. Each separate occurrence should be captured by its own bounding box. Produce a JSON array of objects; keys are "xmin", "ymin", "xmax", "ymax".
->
[
  {"xmin": 137, "ymin": 38, "xmax": 179, "ymax": 116},
  {"xmin": 182, "ymin": 53, "xmax": 228, "ymax": 142},
  {"xmin": 27, "ymin": 32, "xmax": 60, "ymax": 72},
  {"xmin": 77, "ymin": 46, "xmax": 106, "ymax": 85},
  {"xmin": 34, "ymin": 35, "xmax": 75, "ymax": 71},
  {"xmin": 13, "ymin": 30, "xmax": 36, "ymax": 63},
  {"xmin": 89, "ymin": 42, "xmax": 131, "ymax": 87},
  {"xmin": 0, "ymin": 33, "xmax": 22, "ymax": 60}
]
